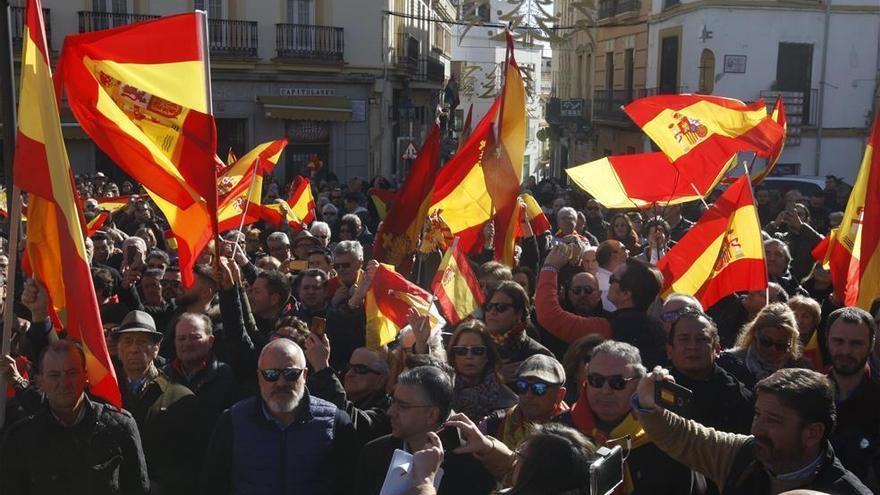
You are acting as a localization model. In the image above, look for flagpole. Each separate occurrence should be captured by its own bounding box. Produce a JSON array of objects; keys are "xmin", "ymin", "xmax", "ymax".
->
[
  {"xmin": 688, "ymin": 183, "xmax": 710, "ymax": 210},
  {"xmin": 740, "ymin": 159, "xmax": 769, "ymax": 305},
  {"xmin": 231, "ymin": 157, "xmax": 260, "ymax": 260}
]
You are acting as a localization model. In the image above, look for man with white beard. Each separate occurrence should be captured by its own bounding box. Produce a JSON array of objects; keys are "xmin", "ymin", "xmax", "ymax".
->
[{"xmin": 202, "ymin": 339, "xmax": 358, "ymax": 494}]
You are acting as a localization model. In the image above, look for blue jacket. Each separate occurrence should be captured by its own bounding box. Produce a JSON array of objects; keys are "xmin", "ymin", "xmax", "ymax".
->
[{"xmin": 201, "ymin": 391, "xmax": 356, "ymax": 495}]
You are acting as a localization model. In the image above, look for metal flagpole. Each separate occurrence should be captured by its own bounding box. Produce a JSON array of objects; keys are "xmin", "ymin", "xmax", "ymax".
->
[{"xmin": 230, "ymin": 158, "xmax": 261, "ymax": 260}]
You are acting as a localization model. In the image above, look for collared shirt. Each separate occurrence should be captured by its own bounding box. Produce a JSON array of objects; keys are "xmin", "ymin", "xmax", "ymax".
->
[
  {"xmin": 772, "ymin": 448, "xmax": 827, "ymax": 481},
  {"xmin": 49, "ymin": 397, "xmax": 89, "ymax": 426}
]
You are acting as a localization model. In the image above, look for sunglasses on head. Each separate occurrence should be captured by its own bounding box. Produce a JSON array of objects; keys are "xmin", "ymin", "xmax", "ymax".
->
[
  {"xmin": 513, "ymin": 379, "xmax": 554, "ymax": 396},
  {"xmin": 451, "ymin": 345, "xmax": 487, "ymax": 357},
  {"xmin": 347, "ymin": 363, "xmax": 381, "ymax": 375},
  {"xmin": 484, "ymin": 302, "xmax": 514, "ymax": 313},
  {"xmin": 587, "ymin": 373, "xmax": 635, "ymax": 390},
  {"xmin": 569, "ymin": 286, "xmax": 594, "ymax": 296},
  {"xmin": 259, "ymin": 367, "xmax": 304, "ymax": 382},
  {"xmin": 757, "ymin": 335, "xmax": 791, "ymax": 352}
]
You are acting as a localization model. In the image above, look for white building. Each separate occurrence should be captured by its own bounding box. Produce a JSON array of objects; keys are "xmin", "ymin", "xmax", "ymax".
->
[
  {"xmin": 450, "ymin": 1, "xmax": 545, "ymax": 179},
  {"xmin": 646, "ymin": 0, "xmax": 880, "ymax": 182}
]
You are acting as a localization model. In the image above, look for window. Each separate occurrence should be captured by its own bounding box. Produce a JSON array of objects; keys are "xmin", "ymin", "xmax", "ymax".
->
[
  {"xmin": 777, "ymin": 43, "xmax": 814, "ymax": 120},
  {"xmin": 92, "ymin": 0, "xmax": 129, "ymax": 12},
  {"xmin": 195, "ymin": 0, "xmax": 222, "ymax": 16},
  {"xmin": 624, "ymin": 48, "xmax": 634, "ymax": 101},
  {"xmin": 698, "ymin": 49, "xmax": 715, "ymax": 94},
  {"xmin": 287, "ymin": 0, "xmax": 313, "ymax": 24},
  {"xmin": 605, "ymin": 51, "xmax": 614, "ymax": 90},
  {"xmin": 659, "ymin": 35, "xmax": 679, "ymax": 94}
]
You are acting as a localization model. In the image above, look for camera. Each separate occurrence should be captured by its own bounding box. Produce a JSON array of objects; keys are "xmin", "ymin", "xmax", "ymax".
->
[{"xmin": 590, "ymin": 445, "xmax": 623, "ymax": 495}]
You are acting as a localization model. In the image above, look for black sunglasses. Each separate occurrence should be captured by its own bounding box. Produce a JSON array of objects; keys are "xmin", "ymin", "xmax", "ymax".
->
[
  {"xmin": 513, "ymin": 379, "xmax": 553, "ymax": 396},
  {"xmin": 259, "ymin": 367, "xmax": 304, "ymax": 382},
  {"xmin": 587, "ymin": 373, "xmax": 635, "ymax": 391},
  {"xmin": 757, "ymin": 335, "xmax": 790, "ymax": 352},
  {"xmin": 347, "ymin": 363, "xmax": 381, "ymax": 375},
  {"xmin": 484, "ymin": 302, "xmax": 514, "ymax": 313},
  {"xmin": 451, "ymin": 345, "xmax": 487, "ymax": 357},
  {"xmin": 569, "ymin": 286, "xmax": 594, "ymax": 296}
]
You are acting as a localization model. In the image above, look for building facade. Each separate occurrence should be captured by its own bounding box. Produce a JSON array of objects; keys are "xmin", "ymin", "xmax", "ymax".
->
[
  {"xmin": 646, "ymin": 0, "xmax": 880, "ymax": 181},
  {"xmin": 14, "ymin": 0, "xmax": 452, "ymax": 185}
]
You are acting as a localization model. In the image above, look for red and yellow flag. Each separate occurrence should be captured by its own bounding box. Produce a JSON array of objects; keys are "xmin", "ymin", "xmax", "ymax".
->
[
  {"xmin": 567, "ymin": 151, "xmax": 737, "ymax": 208},
  {"xmin": 749, "ymin": 98, "xmax": 787, "ymax": 185},
  {"xmin": 457, "ymin": 103, "xmax": 474, "ymax": 151},
  {"xmin": 94, "ymin": 194, "xmax": 142, "ymax": 214},
  {"xmin": 431, "ymin": 239, "xmax": 484, "ymax": 324},
  {"xmin": 86, "ymin": 212, "xmax": 110, "ymax": 236},
  {"xmin": 813, "ymin": 114, "xmax": 880, "ymax": 309},
  {"xmin": 57, "ymin": 12, "xmax": 217, "ymax": 287},
  {"xmin": 518, "ymin": 193, "xmax": 551, "ymax": 236},
  {"xmin": 485, "ymin": 33, "xmax": 527, "ymax": 266},
  {"xmin": 657, "ymin": 176, "xmax": 767, "ymax": 309},
  {"xmin": 365, "ymin": 264, "xmax": 436, "ymax": 349},
  {"xmin": 261, "ymin": 176, "xmax": 315, "ymax": 230},
  {"xmin": 374, "ymin": 123, "xmax": 441, "ymax": 267},
  {"xmin": 14, "ymin": 0, "xmax": 120, "ymax": 406},
  {"xmin": 217, "ymin": 139, "xmax": 286, "ymax": 232},
  {"xmin": 368, "ymin": 188, "xmax": 398, "ymax": 221}
]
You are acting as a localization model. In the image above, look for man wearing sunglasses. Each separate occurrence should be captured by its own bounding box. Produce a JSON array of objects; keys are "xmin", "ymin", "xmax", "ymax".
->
[
  {"xmin": 565, "ymin": 340, "xmax": 702, "ymax": 495},
  {"xmin": 481, "ymin": 354, "xmax": 569, "ymax": 450},
  {"xmin": 203, "ymin": 339, "xmax": 357, "ymax": 495}
]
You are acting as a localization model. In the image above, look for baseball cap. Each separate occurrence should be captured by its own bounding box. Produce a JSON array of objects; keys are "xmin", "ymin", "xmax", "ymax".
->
[{"xmin": 516, "ymin": 354, "xmax": 566, "ymax": 385}]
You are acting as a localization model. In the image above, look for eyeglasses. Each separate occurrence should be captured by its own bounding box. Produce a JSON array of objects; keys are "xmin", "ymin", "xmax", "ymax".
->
[
  {"xmin": 484, "ymin": 302, "xmax": 514, "ymax": 313},
  {"xmin": 587, "ymin": 373, "xmax": 635, "ymax": 391},
  {"xmin": 513, "ymin": 379, "xmax": 555, "ymax": 396},
  {"xmin": 757, "ymin": 335, "xmax": 791, "ymax": 352},
  {"xmin": 390, "ymin": 396, "xmax": 434, "ymax": 410},
  {"xmin": 451, "ymin": 345, "xmax": 487, "ymax": 357},
  {"xmin": 569, "ymin": 286, "xmax": 595, "ymax": 296},
  {"xmin": 346, "ymin": 363, "xmax": 382, "ymax": 375},
  {"xmin": 259, "ymin": 367, "xmax": 304, "ymax": 382},
  {"xmin": 335, "ymin": 262, "xmax": 353, "ymax": 270}
]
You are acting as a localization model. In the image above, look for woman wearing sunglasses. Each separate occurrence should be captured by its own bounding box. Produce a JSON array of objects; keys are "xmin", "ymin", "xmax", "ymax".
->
[
  {"xmin": 446, "ymin": 320, "xmax": 517, "ymax": 421},
  {"xmin": 717, "ymin": 303, "xmax": 813, "ymax": 390}
]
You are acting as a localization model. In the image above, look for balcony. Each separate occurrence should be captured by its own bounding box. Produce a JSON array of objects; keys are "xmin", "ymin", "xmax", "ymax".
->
[
  {"xmin": 598, "ymin": 0, "xmax": 641, "ymax": 19},
  {"xmin": 275, "ymin": 24, "xmax": 344, "ymax": 63},
  {"xmin": 593, "ymin": 86, "xmax": 686, "ymax": 123},
  {"xmin": 207, "ymin": 19, "xmax": 257, "ymax": 59},
  {"xmin": 760, "ymin": 88, "xmax": 818, "ymax": 145},
  {"xmin": 415, "ymin": 56, "xmax": 445, "ymax": 83},
  {"xmin": 11, "ymin": 6, "xmax": 51, "ymax": 50},
  {"xmin": 78, "ymin": 11, "xmax": 159, "ymax": 33},
  {"xmin": 395, "ymin": 32, "xmax": 420, "ymax": 73}
]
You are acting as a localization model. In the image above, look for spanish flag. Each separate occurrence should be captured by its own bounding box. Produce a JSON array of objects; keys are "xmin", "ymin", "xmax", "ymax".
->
[
  {"xmin": 813, "ymin": 114, "xmax": 880, "ymax": 309},
  {"xmin": 217, "ymin": 139, "xmax": 286, "ymax": 232},
  {"xmin": 484, "ymin": 33, "xmax": 527, "ymax": 266},
  {"xmin": 657, "ymin": 176, "xmax": 767, "ymax": 309},
  {"xmin": 57, "ymin": 12, "xmax": 217, "ymax": 288},
  {"xmin": 368, "ymin": 188, "xmax": 398, "ymax": 221},
  {"xmin": 261, "ymin": 176, "xmax": 315, "ymax": 230},
  {"xmin": 365, "ymin": 264, "xmax": 436, "ymax": 349},
  {"xmin": 567, "ymin": 151, "xmax": 737, "ymax": 209},
  {"xmin": 749, "ymin": 97, "xmax": 787, "ymax": 185},
  {"xmin": 431, "ymin": 238, "xmax": 484, "ymax": 324},
  {"xmin": 94, "ymin": 194, "xmax": 141, "ymax": 214},
  {"xmin": 624, "ymin": 94, "xmax": 784, "ymax": 164},
  {"xmin": 86, "ymin": 211, "xmax": 110, "ymax": 236},
  {"xmin": 14, "ymin": 0, "xmax": 120, "ymax": 406},
  {"xmin": 518, "ymin": 193, "xmax": 551, "ymax": 236},
  {"xmin": 374, "ymin": 123, "xmax": 441, "ymax": 267}
]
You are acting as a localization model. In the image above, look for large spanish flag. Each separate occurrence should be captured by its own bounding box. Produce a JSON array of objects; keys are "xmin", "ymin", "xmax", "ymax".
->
[
  {"xmin": 813, "ymin": 114, "xmax": 880, "ymax": 309},
  {"xmin": 56, "ymin": 12, "xmax": 217, "ymax": 287},
  {"xmin": 567, "ymin": 151, "xmax": 738, "ymax": 208},
  {"xmin": 374, "ymin": 123, "xmax": 441, "ymax": 267},
  {"xmin": 624, "ymin": 94, "xmax": 783, "ymax": 163},
  {"xmin": 365, "ymin": 264, "xmax": 437, "ymax": 349},
  {"xmin": 14, "ymin": 0, "xmax": 120, "ymax": 406},
  {"xmin": 261, "ymin": 176, "xmax": 315, "ymax": 230},
  {"xmin": 431, "ymin": 238, "xmax": 484, "ymax": 324},
  {"xmin": 657, "ymin": 176, "xmax": 767, "ymax": 309},
  {"xmin": 428, "ymin": 98, "xmax": 500, "ymax": 255},
  {"xmin": 485, "ymin": 34, "xmax": 527, "ymax": 266}
]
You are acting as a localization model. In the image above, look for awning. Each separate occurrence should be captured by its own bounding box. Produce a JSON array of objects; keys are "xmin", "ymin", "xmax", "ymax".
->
[{"xmin": 258, "ymin": 95, "xmax": 352, "ymax": 122}]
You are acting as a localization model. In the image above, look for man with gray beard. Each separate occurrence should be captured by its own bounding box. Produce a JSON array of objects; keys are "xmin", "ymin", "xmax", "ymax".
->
[{"xmin": 201, "ymin": 339, "xmax": 357, "ymax": 494}]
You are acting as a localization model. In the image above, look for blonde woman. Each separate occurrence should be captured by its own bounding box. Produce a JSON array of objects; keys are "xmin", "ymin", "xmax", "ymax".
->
[{"xmin": 716, "ymin": 302, "xmax": 813, "ymax": 390}]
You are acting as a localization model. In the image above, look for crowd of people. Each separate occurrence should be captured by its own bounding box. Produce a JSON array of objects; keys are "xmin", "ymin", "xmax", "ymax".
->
[{"xmin": 0, "ymin": 170, "xmax": 877, "ymax": 495}]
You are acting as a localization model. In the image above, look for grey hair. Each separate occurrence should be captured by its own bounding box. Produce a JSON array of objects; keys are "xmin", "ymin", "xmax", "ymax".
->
[
  {"xmin": 267, "ymin": 231, "xmax": 290, "ymax": 246},
  {"xmin": 122, "ymin": 236, "xmax": 147, "ymax": 253},
  {"xmin": 322, "ymin": 203, "xmax": 338, "ymax": 214},
  {"xmin": 764, "ymin": 238, "xmax": 792, "ymax": 263},
  {"xmin": 591, "ymin": 340, "xmax": 647, "ymax": 377},
  {"xmin": 333, "ymin": 240, "xmax": 364, "ymax": 261},
  {"xmin": 310, "ymin": 221, "xmax": 331, "ymax": 236},
  {"xmin": 663, "ymin": 293, "xmax": 704, "ymax": 312},
  {"xmin": 557, "ymin": 206, "xmax": 577, "ymax": 222}
]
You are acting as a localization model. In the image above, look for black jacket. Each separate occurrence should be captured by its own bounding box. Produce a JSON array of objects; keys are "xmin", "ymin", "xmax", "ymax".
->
[
  {"xmin": 0, "ymin": 396, "xmax": 149, "ymax": 495},
  {"xmin": 671, "ymin": 365, "xmax": 754, "ymax": 434},
  {"xmin": 723, "ymin": 439, "xmax": 872, "ymax": 495},
  {"xmin": 610, "ymin": 308, "xmax": 667, "ymax": 368},
  {"xmin": 307, "ymin": 366, "xmax": 391, "ymax": 444},
  {"xmin": 355, "ymin": 429, "xmax": 497, "ymax": 495},
  {"xmin": 830, "ymin": 373, "xmax": 880, "ymax": 492}
]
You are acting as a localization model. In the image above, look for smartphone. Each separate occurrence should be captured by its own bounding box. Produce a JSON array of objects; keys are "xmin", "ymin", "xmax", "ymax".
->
[
  {"xmin": 125, "ymin": 245, "xmax": 137, "ymax": 267},
  {"xmin": 290, "ymin": 259, "xmax": 308, "ymax": 272},
  {"xmin": 311, "ymin": 316, "xmax": 326, "ymax": 337},
  {"xmin": 590, "ymin": 445, "xmax": 623, "ymax": 495},
  {"xmin": 654, "ymin": 380, "xmax": 693, "ymax": 413}
]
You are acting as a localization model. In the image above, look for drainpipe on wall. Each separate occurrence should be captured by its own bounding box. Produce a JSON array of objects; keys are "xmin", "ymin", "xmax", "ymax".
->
[{"xmin": 814, "ymin": 0, "xmax": 831, "ymax": 175}]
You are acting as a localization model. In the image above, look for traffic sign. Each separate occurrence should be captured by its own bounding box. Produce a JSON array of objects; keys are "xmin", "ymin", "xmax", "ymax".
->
[{"xmin": 401, "ymin": 141, "xmax": 418, "ymax": 160}]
